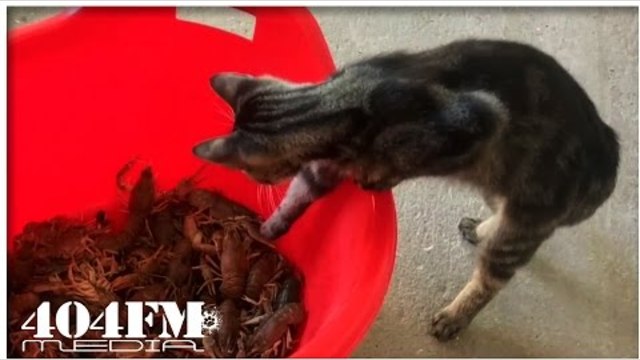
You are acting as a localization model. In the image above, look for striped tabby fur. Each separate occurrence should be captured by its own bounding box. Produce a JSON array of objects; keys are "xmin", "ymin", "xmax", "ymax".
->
[{"xmin": 194, "ymin": 39, "xmax": 620, "ymax": 341}]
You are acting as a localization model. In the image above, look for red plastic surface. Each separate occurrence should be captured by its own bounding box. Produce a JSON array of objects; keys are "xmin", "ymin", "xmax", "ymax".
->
[{"xmin": 8, "ymin": 7, "xmax": 397, "ymax": 357}]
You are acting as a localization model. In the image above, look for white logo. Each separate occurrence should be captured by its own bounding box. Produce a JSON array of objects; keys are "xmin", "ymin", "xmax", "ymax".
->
[
  {"xmin": 19, "ymin": 301, "xmax": 221, "ymax": 354},
  {"xmin": 201, "ymin": 304, "xmax": 222, "ymax": 336}
]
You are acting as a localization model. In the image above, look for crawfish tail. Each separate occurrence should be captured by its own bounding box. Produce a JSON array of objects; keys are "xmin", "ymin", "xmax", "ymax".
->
[
  {"xmin": 249, "ymin": 302, "xmax": 305, "ymax": 354},
  {"xmin": 246, "ymin": 253, "xmax": 279, "ymax": 300}
]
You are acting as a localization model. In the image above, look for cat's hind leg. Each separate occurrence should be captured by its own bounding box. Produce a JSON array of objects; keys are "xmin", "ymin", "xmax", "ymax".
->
[{"xmin": 430, "ymin": 206, "xmax": 552, "ymax": 341}]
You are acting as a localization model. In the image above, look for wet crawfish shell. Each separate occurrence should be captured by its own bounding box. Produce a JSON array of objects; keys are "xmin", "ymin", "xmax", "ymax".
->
[
  {"xmin": 188, "ymin": 189, "xmax": 255, "ymax": 219},
  {"xmin": 128, "ymin": 167, "xmax": 155, "ymax": 216},
  {"xmin": 8, "ymin": 165, "xmax": 308, "ymax": 358},
  {"xmin": 167, "ymin": 239, "xmax": 193, "ymax": 285},
  {"xmin": 220, "ymin": 231, "xmax": 249, "ymax": 299},
  {"xmin": 126, "ymin": 246, "xmax": 166, "ymax": 275},
  {"xmin": 94, "ymin": 232, "xmax": 128, "ymax": 252},
  {"xmin": 246, "ymin": 252, "xmax": 279, "ymax": 300},
  {"xmin": 8, "ymin": 257, "xmax": 34, "ymax": 291},
  {"xmin": 276, "ymin": 272, "xmax": 303, "ymax": 309},
  {"xmin": 198, "ymin": 293, "xmax": 217, "ymax": 305},
  {"xmin": 9, "ymin": 292, "xmax": 40, "ymax": 321},
  {"xmin": 120, "ymin": 169, "xmax": 155, "ymax": 246},
  {"xmin": 174, "ymin": 284, "xmax": 191, "ymax": 309},
  {"xmin": 182, "ymin": 214, "xmax": 200, "ymax": 240},
  {"xmin": 16, "ymin": 218, "xmax": 87, "ymax": 260},
  {"xmin": 249, "ymin": 303, "xmax": 306, "ymax": 354},
  {"xmin": 217, "ymin": 299, "xmax": 241, "ymax": 354},
  {"xmin": 187, "ymin": 189, "xmax": 218, "ymax": 211},
  {"xmin": 150, "ymin": 208, "xmax": 178, "ymax": 246},
  {"xmin": 209, "ymin": 194, "xmax": 256, "ymax": 220},
  {"xmin": 95, "ymin": 169, "xmax": 156, "ymax": 253},
  {"xmin": 111, "ymin": 273, "xmax": 146, "ymax": 292}
]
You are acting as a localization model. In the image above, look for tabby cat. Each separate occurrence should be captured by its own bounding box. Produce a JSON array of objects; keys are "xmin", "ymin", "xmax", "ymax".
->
[{"xmin": 193, "ymin": 39, "xmax": 620, "ymax": 341}]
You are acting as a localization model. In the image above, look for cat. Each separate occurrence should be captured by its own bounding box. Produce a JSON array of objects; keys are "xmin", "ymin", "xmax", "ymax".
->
[{"xmin": 193, "ymin": 38, "xmax": 620, "ymax": 341}]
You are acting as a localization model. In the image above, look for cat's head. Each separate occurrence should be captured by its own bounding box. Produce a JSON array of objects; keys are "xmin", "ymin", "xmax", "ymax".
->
[{"xmin": 193, "ymin": 73, "xmax": 313, "ymax": 184}]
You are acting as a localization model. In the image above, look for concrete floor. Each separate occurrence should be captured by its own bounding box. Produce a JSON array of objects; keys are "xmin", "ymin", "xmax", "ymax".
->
[{"xmin": 8, "ymin": 6, "xmax": 639, "ymax": 358}]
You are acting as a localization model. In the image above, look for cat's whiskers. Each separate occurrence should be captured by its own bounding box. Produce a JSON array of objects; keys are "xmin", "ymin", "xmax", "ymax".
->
[
  {"xmin": 209, "ymin": 102, "xmax": 234, "ymax": 126},
  {"xmin": 212, "ymin": 108, "xmax": 234, "ymax": 126},
  {"xmin": 266, "ymin": 184, "xmax": 281, "ymax": 214},
  {"xmin": 256, "ymin": 183, "xmax": 271, "ymax": 217}
]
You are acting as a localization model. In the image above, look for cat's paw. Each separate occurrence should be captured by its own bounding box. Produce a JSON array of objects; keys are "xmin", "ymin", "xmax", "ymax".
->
[
  {"xmin": 429, "ymin": 308, "xmax": 470, "ymax": 342},
  {"xmin": 458, "ymin": 217, "xmax": 482, "ymax": 245},
  {"xmin": 260, "ymin": 219, "xmax": 290, "ymax": 241}
]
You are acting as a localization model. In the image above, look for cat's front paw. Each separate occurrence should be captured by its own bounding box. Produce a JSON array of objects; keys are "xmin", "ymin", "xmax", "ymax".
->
[
  {"xmin": 260, "ymin": 218, "xmax": 291, "ymax": 241},
  {"xmin": 429, "ymin": 308, "xmax": 470, "ymax": 342}
]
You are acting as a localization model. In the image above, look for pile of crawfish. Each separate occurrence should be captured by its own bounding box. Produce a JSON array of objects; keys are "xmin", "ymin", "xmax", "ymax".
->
[{"xmin": 8, "ymin": 165, "xmax": 306, "ymax": 358}]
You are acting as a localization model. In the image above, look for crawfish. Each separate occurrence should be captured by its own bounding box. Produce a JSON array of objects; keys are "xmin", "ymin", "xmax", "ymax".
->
[
  {"xmin": 188, "ymin": 188, "xmax": 217, "ymax": 211},
  {"xmin": 218, "ymin": 299, "xmax": 241, "ymax": 356},
  {"xmin": 97, "ymin": 167, "xmax": 155, "ymax": 252},
  {"xmin": 124, "ymin": 166, "xmax": 155, "ymax": 238},
  {"xmin": 167, "ymin": 236, "xmax": 193, "ymax": 286},
  {"xmin": 280, "ymin": 327, "xmax": 296, "ymax": 356},
  {"xmin": 50, "ymin": 225, "xmax": 88, "ymax": 260},
  {"xmin": 138, "ymin": 245, "xmax": 168, "ymax": 273},
  {"xmin": 115, "ymin": 158, "xmax": 138, "ymax": 192},
  {"xmin": 9, "ymin": 292, "xmax": 40, "ymax": 325},
  {"xmin": 236, "ymin": 332, "xmax": 248, "ymax": 358},
  {"xmin": 230, "ymin": 216, "xmax": 276, "ymax": 250},
  {"xmin": 97, "ymin": 251, "xmax": 123, "ymax": 277},
  {"xmin": 112, "ymin": 247, "xmax": 166, "ymax": 291},
  {"xmin": 173, "ymin": 284, "xmax": 192, "ymax": 309},
  {"xmin": 188, "ymin": 189, "xmax": 255, "ymax": 219},
  {"xmin": 184, "ymin": 214, "xmax": 217, "ymax": 256},
  {"xmin": 8, "ymin": 256, "xmax": 34, "ymax": 291},
  {"xmin": 171, "ymin": 165, "xmax": 207, "ymax": 201},
  {"xmin": 150, "ymin": 207, "xmax": 178, "ymax": 246},
  {"xmin": 67, "ymin": 261, "xmax": 119, "ymax": 311},
  {"xmin": 248, "ymin": 302, "xmax": 305, "ymax": 355},
  {"xmin": 203, "ymin": 335, "xmax": 224, "ymax": 358},
  {"xmin": 246, "ymin": 253, "xmax": 279, "ymax": 301},
  {"xmin": 17, "ymin": 218, "xmax": 87, "ymax": 260},
  {"xmin": 275, "ymin": 272, "xmax": 303, "ymax": 310},
  {"xmin": 197, "ymin": 255, "xmax": 220, "ymax": 296},
  {"xmin": 174, "ymin": 177, "xmax": 195, "ymax": 201},
  {"xmin": 129, "ymin": 283, "xmax": 170, "ymax": 302},
  {"xmin": 219, "ymin": 227, "xmax": 250, "ymax": 299}
]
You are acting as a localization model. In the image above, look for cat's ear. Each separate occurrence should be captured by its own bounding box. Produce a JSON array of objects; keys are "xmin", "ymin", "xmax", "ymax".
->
[{"xmin": 210, "ymin": 73, "xmax": 257, "ymax": 108}]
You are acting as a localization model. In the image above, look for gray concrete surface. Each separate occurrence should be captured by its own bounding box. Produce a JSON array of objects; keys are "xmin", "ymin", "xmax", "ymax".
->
[{"xmin": 8, "ymin": 6, "xmax": 638, "ymax": 358}]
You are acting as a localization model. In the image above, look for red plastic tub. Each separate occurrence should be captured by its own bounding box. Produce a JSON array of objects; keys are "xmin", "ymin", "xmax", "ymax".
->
[{"xmin": 8, "ymin": 7, "xmax": 397, "ymax": 357}]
